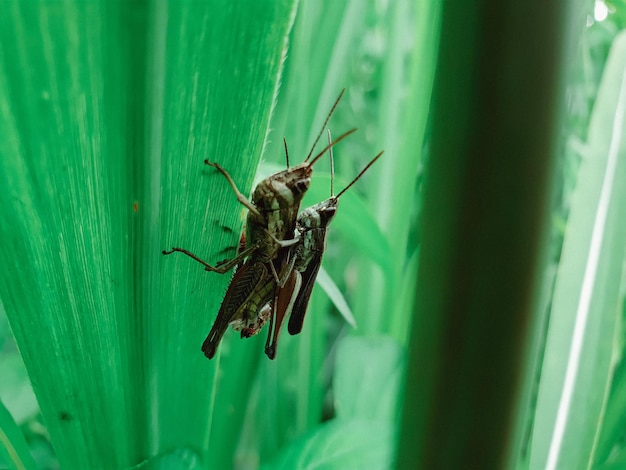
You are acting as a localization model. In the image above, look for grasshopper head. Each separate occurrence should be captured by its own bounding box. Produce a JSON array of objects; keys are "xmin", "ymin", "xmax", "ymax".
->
[
  {"xmin": 251, "ymin": 162, "xmax": 312, "ymax": 211},
  {"xmin": 271, "ymin": 162, "xmax": 313, "ymax": 199},
  {"xmin": 251, "ymin": 127, "xmax": 359, "ymax": 213},
  {"xmin": 298, "ymin": 197, "xmax": 339, "ymax": 229}
]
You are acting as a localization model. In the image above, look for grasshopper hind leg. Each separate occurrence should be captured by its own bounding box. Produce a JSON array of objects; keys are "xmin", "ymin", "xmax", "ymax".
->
[
  {"xmin": 202, "ymin": 325, "xmax": 227, "ymax": 359},
  {"xmin": 162, "ymin": 243, "xmax": 258, "ymax": 273}
]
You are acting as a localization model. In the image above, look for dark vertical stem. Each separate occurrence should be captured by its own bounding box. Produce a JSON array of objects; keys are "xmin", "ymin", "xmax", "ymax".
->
[{"xmin": 397, "ymin": 1, "xmax": 577, "ymax": 468}]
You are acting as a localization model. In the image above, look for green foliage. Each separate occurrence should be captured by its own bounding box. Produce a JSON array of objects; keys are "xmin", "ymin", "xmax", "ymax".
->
[
  {"xmin": 0, "ymin": 400, "xmax": 38, "ymax": 470},
  {"xmin": 1, "ymin": 1, "xmax": 626, "ymax": 469},
  {"xmin": 262, "ymin": 337, "xmax": 402, "ymax": 470},
  {"xmin": 528, "ymin": 29, "xmax": 626, "ymax": 470}
]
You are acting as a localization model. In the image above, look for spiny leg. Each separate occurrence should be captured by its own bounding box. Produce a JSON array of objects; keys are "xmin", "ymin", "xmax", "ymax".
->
[
  {"xmin": 274, "ymin": 251, "xmax": 298, "ymax": 288},
  {"xmin": 203, "ymin": 160, "xmax": 262, "ymax": 219},
  {"xmin": 162, "ymin": 243, "xmax": 258, "ymax": 273}
]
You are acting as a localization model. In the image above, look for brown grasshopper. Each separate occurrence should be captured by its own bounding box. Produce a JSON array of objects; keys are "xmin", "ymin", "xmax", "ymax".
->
[
  {"xmin": 163, "ymin": 90, "xmax": 355, "ymax": 358},
  {"xmin": 264, "ymin": 131, "xmax": 384, "ymax": 359}
]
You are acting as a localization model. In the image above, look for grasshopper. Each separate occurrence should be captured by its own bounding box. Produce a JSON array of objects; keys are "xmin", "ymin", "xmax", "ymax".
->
[
  {"xmin": 264, "ymin": 131, "xmax": 383, "ymax": 359},
  {"xmin": 163, "ymin": 90, "xmax": 355, "ymax": 358}
]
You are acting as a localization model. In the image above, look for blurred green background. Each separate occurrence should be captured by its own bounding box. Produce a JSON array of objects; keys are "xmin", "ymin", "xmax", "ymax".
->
[{"xmin": 0, "ymin": 1, "xmax": 625, "ymax": 469}]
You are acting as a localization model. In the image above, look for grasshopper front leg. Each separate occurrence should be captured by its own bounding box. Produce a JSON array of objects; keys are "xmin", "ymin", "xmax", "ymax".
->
[
  {"xmin": 264, "ymin": 228, "xmax": 301, "ymax": 250},
  {"xmin": 204, "ymin": 160, "xmax": 262, "ymax": 219},
  {"xmin": 162, "ymin": 243, "xmax": 258, "ymax": 273}
]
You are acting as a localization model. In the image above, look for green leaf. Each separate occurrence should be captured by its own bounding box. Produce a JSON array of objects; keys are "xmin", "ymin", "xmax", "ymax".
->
[
  {"xmin": 264, "ymin": 419, "xmax": 396, "ymax": 470},
  {"xmin": 529, "ymin": 30, "xmax": 626, "ymax": 470},
  {"xmin": 352, "ymin": 0, "xmax": 442, "ymax": 338},
  {"xmin": 334, "ymin": 335, "xmax": 405, "ymax": 423},
  {"xmin": 316, "ymin": 267, "xmax": 356, "ymax": 329},
  {"xmin": 0, "ymin": 353, "xmax": 38, "ymax": 425},
  {"xmin": 595, "ymin": 357, "xmax": 626, "ymax": 468},
  {"xmin": 130, "ymin": 448, "xmax": 204, "ymax": 470},
  {"xmin": 389, "ymin": 248, "xmax": 419, "ymax": 346},
  {"xmin": 0, "ymin": 1, "xmax": 297, "ymax": 467},
  {"xmin": 0, "ymin": 303, "xmax": 38, "ymax": 426},
  {"xmin": 0, "ymin": 400, "xmax": 38, "ymax": 470}
]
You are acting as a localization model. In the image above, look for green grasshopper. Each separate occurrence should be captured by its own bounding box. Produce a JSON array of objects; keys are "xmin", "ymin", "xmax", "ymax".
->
[
  {"xmin": 163, "ymin": 90, "xmax": 355, "ymax": 358},
  {"xmin": 264, "ymin": 131, "xmax": 383, "ymax": 359}
]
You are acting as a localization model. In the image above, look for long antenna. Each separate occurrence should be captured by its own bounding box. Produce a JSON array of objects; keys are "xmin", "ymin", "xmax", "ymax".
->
[
  {"xmin": 283, "ymin": 137, "xmax": 290, "ymax": 169},
  {"xmin": 335, "ymin": 150, "xmax": 384, "ymax": 199},
  {"xmin": 327, "ymin": 129, "xmax": 335, "ymax": 197},
  {"xmin": 304, "ymin": 88, "xmax": 346, "ymax": 162},
  {"xmin": 307, "ymin": 128, "xmax": 357, "ymax": 168}
]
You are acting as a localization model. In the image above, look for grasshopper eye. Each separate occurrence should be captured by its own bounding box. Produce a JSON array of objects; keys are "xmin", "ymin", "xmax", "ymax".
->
[
  {"xmin": 293, "ymin": 179, "xmax": 310, "ymax": 195},
  {"xmin": 320, "ymin": 205, "xmax": 337, "ymax": 224}
]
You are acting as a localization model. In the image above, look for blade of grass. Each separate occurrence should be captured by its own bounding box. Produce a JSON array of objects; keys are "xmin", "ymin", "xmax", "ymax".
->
[
  {"xmin": 263, "ymin": 336, "xmax": 404, "ymax": 469},
  {"xmin": 594, "ymin": 289, "xmax": 626, "ymax": 466},
  {"xmin": 353, "ymin": 0, "xmax": 441, "ymax": 339},
  {"xmin": 265, "ymin": 0, "xmax": 362, "ymax": 162},
  {"xmin": 334, "ymin": 336, "xmax": 405, "ymax": 423},
  {"xmin": 0, "ymin": 400, "xmax": 37, "ymax": 470},
  {"xmin": 0, "ymin": 311, "xmax": 39, "ymax": 426},
  {"xmin": 529, "ymin": 29, "xmax": 626, "ymax": 470},
  {"xmin": 315, "ymin": 267, "xmax": 356, "ymax": 328},
  {"xmin": 254, "ymin": 291, "xmax": 328, "ymax": 464},
  {"xmin": 384, "ymin": 0, "xmax": 441, "ymax": 342},
  {"xmin": 263, "ymin": 419, "xmax": 395, "ymax": 470}
]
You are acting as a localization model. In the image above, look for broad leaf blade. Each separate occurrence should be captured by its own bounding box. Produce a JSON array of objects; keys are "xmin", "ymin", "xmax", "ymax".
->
[{"xmin": 0, "ymin": 1, "xmax": 297, "ymax": 467}]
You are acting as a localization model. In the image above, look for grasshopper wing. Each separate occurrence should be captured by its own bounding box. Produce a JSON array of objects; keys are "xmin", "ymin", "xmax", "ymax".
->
[
  {"xmin": 265, "ymin": 268, "xmax": 302, "ymax": 359},
  {"xmin": 202, "ymin": 260, "xmax": 268, "ymax": 359},
  {"xmin": 287, "ymin": 252, "xmax": 323, "ymax": 336}
]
